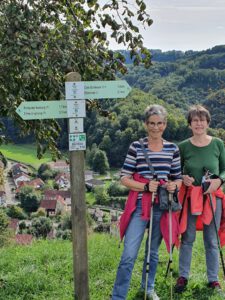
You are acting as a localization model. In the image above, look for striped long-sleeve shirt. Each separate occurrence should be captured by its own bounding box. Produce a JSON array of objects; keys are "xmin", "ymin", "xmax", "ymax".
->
[{"xmin": 121, "ymin": 137, "xmax": 182, "ymax": 182}]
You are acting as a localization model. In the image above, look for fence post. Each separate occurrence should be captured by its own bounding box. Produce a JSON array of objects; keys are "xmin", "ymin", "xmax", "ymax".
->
[{"xmin": 65, "ymin": 72, "xmax": 89, "ymax": 300}]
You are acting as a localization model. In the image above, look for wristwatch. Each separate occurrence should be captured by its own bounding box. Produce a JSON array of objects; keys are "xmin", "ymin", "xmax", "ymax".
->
[{"xmin": 144, "ymin": 183, "xmax": 149, "ymax": 192}]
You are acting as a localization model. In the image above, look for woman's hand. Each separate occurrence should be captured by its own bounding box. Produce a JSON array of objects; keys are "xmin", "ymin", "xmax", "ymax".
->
[
  {"xmin": 182, "ymin": 175, "xmax": 195, "ymax": 187},
  {"xmin": 148, "ymin": 180, "xmax": 160, "ymax": 193},
  {"xmin": 204, "ymin": 178, "xmax": 222, "ymax": 194},
  {"xmin": 166, "ymin": 181, "xmax": 177, "ymax": 193}
]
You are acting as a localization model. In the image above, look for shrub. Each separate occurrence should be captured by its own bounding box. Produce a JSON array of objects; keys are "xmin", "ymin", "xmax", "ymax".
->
[
  {"xmin": 107, "ymin": 181, "xmax": 128, "ymax": 197},
  {"xmin": 6, "ymin": 205, "xmax": 27, "ymax": 220},
  {"xmin": 94, "ymin": 186, "xmax": 110, "ymax": 205},
  {"xmin": 31, "ymin": 217, "xmax": 52, "ymax": 238}
]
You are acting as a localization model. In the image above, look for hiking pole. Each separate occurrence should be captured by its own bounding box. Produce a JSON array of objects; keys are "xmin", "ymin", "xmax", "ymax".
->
[
  {"xmin": 144, "ymin": 190, "xmax": 155, "ymax": 300},
  {"xmin": 208, "ymin": 193, "xmax": 225, "ymax": 278},
  {"xmin": 165, "ymin": 185, "xmax": 188, "ymax": 277},
  {"xmin": 168, "ymin": 192, "xmax": 173, "ymax": 300}
]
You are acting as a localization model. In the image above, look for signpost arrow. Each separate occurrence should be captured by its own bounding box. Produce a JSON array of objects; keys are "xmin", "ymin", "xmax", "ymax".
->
[
  {"xmin": 16, "ymin": 100, "xmax": 86, "ymax": 120},
  {"xmin": 65, "ymin": 80, "xmax": 132, "ymax": 100}
]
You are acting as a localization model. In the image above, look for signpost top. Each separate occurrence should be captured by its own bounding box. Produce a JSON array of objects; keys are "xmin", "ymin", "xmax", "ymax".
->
[{"xmin": 16, "ymin": 80, "xmax": 132, "ymax": 120}]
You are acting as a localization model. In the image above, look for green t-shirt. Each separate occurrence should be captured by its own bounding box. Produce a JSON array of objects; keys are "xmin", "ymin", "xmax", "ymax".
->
[{"xmin": 178, "ymin": 137, "xmax": 225, "ymax": 186}]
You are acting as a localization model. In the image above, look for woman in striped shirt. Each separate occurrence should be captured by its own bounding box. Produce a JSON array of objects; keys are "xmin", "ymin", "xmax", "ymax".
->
[{"xmin": 111, "ymin": 104, "xmax": 182, "ymax": 300}]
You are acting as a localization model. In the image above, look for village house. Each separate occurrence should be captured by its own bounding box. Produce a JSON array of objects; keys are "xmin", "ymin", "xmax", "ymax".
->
[
  {"xmin": 16, "ymin": 178, "xmax": 45, "ymax": 192},
  {"xmin": 40, "ymin": 195, "xmax": 67, "ymax": 216},
  {"xmin": 44, "ymin": 190, "xmax": 71, "ymax": 208},
  {"xmin": 55, "ymin": 172, "xmax": 70, "ymax": 189},
  {"xmin": 11, "ymin": 163, "xmax": 29, "ymax": 177},
  {"xmin": 48, "ymin": 160, "xmax": 70, "ymax": 173},
  {"xmin": 13, "ymin": 172, "xmax": 31, "ymax": 187}
]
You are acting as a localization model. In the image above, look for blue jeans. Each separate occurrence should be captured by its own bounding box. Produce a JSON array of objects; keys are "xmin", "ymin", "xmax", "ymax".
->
[
  {"xmin": 112, "ymin": 201, "xmax": 163, "ymax": 300},
  {"xmin": 179, "ymin": 198, "xmax": 222, "ymax": 282}
]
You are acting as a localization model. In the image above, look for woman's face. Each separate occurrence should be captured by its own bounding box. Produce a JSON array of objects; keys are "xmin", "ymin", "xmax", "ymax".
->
[
  {"xmin": 145, "ymin": 114, "xmax": 167, "ymax": 139},
  {"xmin": 189, "ymin": 115, "xmax": 209, "ymax": 136}
]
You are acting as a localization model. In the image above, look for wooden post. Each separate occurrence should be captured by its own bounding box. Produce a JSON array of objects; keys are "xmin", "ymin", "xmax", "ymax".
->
[{"xmin": 65, "ymin": 72, "xmax": 89, "ymax": 300}]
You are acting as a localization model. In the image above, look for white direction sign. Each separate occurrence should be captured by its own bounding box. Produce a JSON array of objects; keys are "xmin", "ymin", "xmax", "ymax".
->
[
  {"xmin": 67, "ymin": 100, "xmax": 86, "ymax": 118},
  {"xmin": 69, "ymin": 133, "xmax": 86, "ymax": 151},
  {"xmin": 69, "ymin": 118, "xmax": 84, "ymax": 133},
  {"xmin": 16, "ymin": 100, "xmax": 85, "ymax": 120},
  {"xmin": 65, "ymin": 80, "xmax": 131, "ymax": 100}
]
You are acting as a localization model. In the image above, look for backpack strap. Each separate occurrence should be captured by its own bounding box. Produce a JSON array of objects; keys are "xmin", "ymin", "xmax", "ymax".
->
[{"xmin": 139, "ymin": 138, "xmax": 157, "ymax": 177}]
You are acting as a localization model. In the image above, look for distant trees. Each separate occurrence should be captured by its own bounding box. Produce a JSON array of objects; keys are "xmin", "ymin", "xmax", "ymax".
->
[
  {"xmin": 37, "ymin": 163, "xmax": 56, "ymax": 180},
  {"xmin": 56, "ymin": 212, "xmax": 72, "ymax": 240},
  {"xmin": 31, "ymin": 217, "xmax": 52, "ymax": 239},
  {"xmin": 92, "ymin": 150, "xmax": 109, "ymax": 175},
  {"xmin": 0, "ymin": 209, "xmax": 10, "ymax": 247},
  {"xmin": 6, "ymin": 205, "xmax": 27, "ymax": 220},
  {"xmin": 18, "ymin": 186, "xmax": 41, "ymax": 214}
]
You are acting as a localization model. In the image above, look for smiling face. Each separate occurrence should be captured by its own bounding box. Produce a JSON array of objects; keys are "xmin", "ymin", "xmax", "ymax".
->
[
  {"xmin": 189, "ymin": 116, "xmax": 209, "ymax": 136},
  {"xmin": 145, "ymin": 114, "xmax": 167, "ymax": 139}
]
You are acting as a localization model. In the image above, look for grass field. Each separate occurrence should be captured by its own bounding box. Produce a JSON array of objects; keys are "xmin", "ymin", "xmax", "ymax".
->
[
  {"xmin": 0, "ymin": 144, "xmax": 54, "ymax": 169},
  {"xmin": 0, "ymin": 233, "xmax": 224, "ymax": 300}
]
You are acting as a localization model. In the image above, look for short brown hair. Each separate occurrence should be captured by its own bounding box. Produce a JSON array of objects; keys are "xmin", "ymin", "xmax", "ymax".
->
[{"xmin": 187, "ymin": 105, "xmax": 211, "ymax": 125}]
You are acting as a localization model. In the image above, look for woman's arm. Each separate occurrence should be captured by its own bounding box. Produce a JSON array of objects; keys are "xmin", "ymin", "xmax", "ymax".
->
[{"xmin": 121, "ymin": 176, "xmax": 159, "ymax": 193}]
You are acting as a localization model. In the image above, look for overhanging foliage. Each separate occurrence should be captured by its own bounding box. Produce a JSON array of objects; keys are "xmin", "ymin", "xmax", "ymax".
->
[{"xmin": 0, "ymin": 0, "xmax": 152, "ymax": 158}]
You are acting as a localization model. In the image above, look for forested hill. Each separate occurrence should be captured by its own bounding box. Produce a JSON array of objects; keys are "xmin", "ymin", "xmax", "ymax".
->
[
  {"xmin": 2, "ymin": 46, "xmax": 225, "ymax": 168},
  {"xmin": 85, "ymin": 45, "xmax": 225, "ymax": 167},
  {"xmin": 119, "ymin": 45, "xmax": 225, "ymax": 129},
  {"xmin": 85, "ymin": 88, "xmax": 224, "ymax": 168}
]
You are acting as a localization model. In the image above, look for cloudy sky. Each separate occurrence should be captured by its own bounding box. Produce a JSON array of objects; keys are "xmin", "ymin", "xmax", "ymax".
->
[{"xmin": 109, "ymin": 0, "xmax": 225, "ymax": 51}]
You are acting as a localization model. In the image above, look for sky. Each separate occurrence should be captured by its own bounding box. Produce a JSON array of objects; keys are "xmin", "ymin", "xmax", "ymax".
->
[{"xmin": 108, "ymin": 0, "xmax": 225, "ymax": 52}]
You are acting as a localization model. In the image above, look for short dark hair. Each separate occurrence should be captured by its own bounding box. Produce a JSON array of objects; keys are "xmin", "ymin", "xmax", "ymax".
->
[{"xmin": 187, "ymin": 105, "xmax": 211, "ymax": 125}]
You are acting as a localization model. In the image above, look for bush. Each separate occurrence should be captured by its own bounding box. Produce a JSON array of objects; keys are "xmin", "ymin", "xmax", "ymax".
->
[
  {"xmin": 31, "ymin": 217, "xmax": 52, "ymax": 238},
  {"xmin": 19, "ymin": 221, "xmax": 27, "ymax": 233},
  {"xmin": 94, "ymin": 186, "xmax": 110, "ymax": 205},
  {"xmin": 56, "ymin": 229, "xmax": 72, "ymax": 240},
  {"xmin": 92, "ymin": 150, "xmax": 109, "ymax": 175},
  {"xmin": 6, "ymin": 205, "xmax": 27, "ymax": 220},
  {"xmin": 18, "ymin": 186, "xmax": 41, "ymax": 214},
  {"xmin": 93, "ymin": 223, "xmax": 110, "ymax": 233},
  {"xmin": 110, "ymin": 197, "xmax": 127, "ymax": 209},
  {"xmin": 0, "ymin": 209, "xmax": 11, "ymax": 247},
  {"xmin": 31, "ymin": 208, "xmax": 46, "ymax": 218},
  {"xmin": 61, "ymin": 213, "xmax": 72, "ymax": 230},
  {"xmin": 107, "ymin": 181, "xmax": 128, "ymax": 197}
]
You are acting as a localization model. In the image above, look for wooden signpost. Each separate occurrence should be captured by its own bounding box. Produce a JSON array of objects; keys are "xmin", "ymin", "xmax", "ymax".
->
[{"xmin": 16, "ymin": 73, "xmax": 131, "ymax": 300}]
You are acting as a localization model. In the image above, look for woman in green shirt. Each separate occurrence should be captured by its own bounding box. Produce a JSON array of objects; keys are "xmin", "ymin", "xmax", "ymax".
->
[{"xmin": 175, "ymin": 105, "xmax": 225, "ymax": 293}]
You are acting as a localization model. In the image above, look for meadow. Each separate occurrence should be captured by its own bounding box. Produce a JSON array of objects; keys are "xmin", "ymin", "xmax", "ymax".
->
[
  {"xmin": 0, "ymin": 232, "xmax": 224, "ymax": 300},
  {"xmin": 0, "ymin": 144, "xmax": 54, "ymax": 169}
]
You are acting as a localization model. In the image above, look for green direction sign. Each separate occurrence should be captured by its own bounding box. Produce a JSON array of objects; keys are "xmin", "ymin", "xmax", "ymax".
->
[
  {"xmin": 16, "ymin": 100, "xmax": 86, "ymax": 120},
  {"xmin": 65, "ymin": 80, "xmax": 132, "ymax": 100}
]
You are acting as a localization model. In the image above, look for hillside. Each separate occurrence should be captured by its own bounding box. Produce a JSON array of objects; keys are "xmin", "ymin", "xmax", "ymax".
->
[
  {"xmin": 119, "ymin": 45, "xmax": 225, "ymax": 125},
  {"xmin": 0, "ymin": 233, "xmax": 224, "ymax": 300},
  {"xmin": 1, "ymin": 45, "xmax": 225, "ymax": 167}
]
